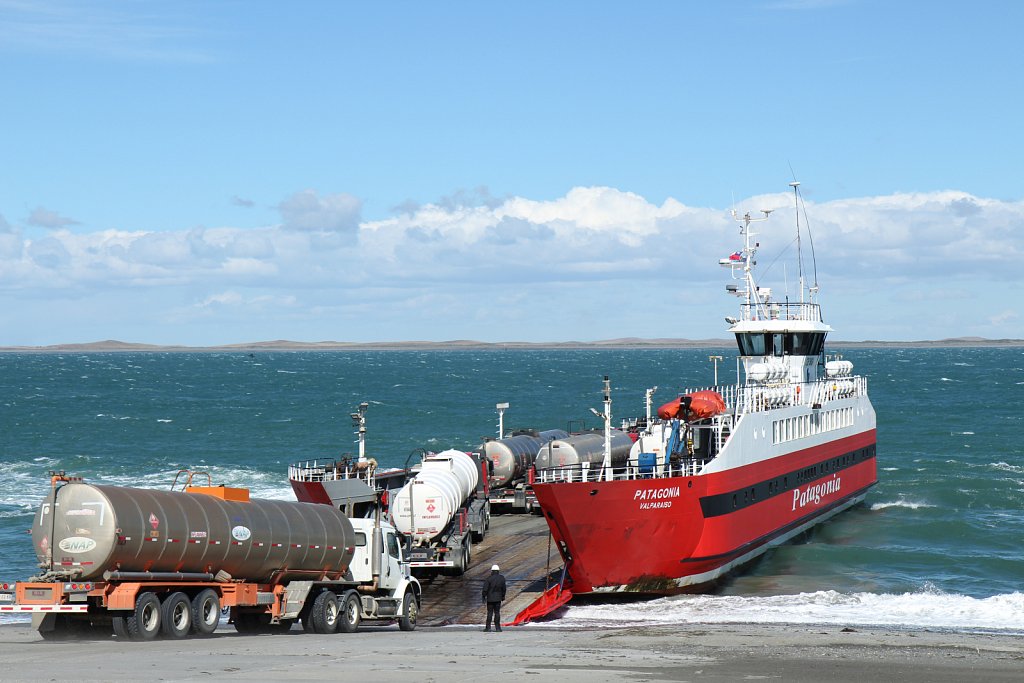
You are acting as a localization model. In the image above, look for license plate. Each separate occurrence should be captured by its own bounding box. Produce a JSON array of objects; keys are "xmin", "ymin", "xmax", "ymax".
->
[
  {"xmin": 26, "ymin": 587, "xmax": 54, "ymax": 601},
  {"xmin": 0, "ymin": 593, "xmax": 14, "ymax": 602}
]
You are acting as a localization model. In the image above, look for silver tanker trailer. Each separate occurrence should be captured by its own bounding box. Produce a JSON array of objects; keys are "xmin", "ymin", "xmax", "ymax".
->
[
  {"xmin": 0, "ymin": 472, "xmax": 421, "ymax": 641},
  {"xmin": 482, "ymin": 429, "xmax": 568, "ymax": 512},
  {"xmin": 390, "ymin": 449, "xmax": 489, "ymax": 576},
  {"xmin": 533, "ymin": 430, "xmax": 634, "ymax": 473}
]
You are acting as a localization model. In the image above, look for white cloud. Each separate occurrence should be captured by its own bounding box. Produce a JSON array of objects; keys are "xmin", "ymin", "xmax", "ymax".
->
[
  {"xmin": 0, "ymin": 0, "xmax": 214, "ymax": 62},
  {"xmin": 198, "ymin": 291, "xmax": 244, "ymax": 308},
  {"xmin": 1, "ymin": 186, "xmax": 1022, "ymax": 343},
  {"xmin": 28, "ymin": 206, "xmax": 79, "ymax": 229},
  {"xmin": 989, "ymin": 310, "xmax": 1019, "ymax": 327},
  {"xmin": 278, "ymin": 190, "xmax": 362, "ymax": 234}
]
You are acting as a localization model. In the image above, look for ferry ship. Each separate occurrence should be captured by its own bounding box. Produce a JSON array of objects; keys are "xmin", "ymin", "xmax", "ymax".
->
[
  {"xmin": 530, "ymin": 183, "xmax": 878, "ymax": 596},
  {"xmin": 288, "ymin": 403, "xmax": 414, "ymax": 515}
]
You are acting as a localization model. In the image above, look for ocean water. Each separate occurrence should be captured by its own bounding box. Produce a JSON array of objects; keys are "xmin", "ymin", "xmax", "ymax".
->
[{"xmin": 1, "ymin": 347, "xmax": 1022, "ymax": 633}]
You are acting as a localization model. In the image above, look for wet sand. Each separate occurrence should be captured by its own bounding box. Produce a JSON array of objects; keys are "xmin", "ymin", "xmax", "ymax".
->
[{"xmin": 1, "ymin": 622, "xmax": 1021, "ymax": 682}]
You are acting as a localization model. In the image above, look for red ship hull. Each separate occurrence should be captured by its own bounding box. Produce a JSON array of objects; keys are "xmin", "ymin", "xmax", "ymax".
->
[
  {"xmin": 290, "ymin": 479, "xmax": 333, "ymax": 505},
  {"xmin": 532, "ymin": 429, "xmax": 877, "ymax": 594}
]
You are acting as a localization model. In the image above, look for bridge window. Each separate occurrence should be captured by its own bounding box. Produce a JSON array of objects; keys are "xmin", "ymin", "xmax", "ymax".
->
[
  {"xmin": 787, "ymin": 332, "xmax": 826, "ymax": 356},
  {"xmin": 736, "ymin": 333, "xmax": 766, "ymax": 356},
  {"xmin": 773, "ymin": 334, "xmax": 785, "ymax": 356}
]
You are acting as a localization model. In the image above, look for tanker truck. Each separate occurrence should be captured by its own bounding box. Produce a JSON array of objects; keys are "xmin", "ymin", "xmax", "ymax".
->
[
  {"xmin": 389, "ymin": 450, "xmax": 489, "ymax": 576},
  {"xmin": 533, "ymin": 429, "xmax": 634, "ymax": 475},
  {"xmin": 481, "ymin": 429, "xmax": 568, "ymax": 513},
  {"xmin": 0, "ymin": 472, "xmax": 421, "ymax": 641}
]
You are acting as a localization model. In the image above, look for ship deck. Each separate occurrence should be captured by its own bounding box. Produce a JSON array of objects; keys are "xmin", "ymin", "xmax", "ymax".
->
[{"xmin": 416, "ymin": 513, "xmax": 560, "ymax": 626}]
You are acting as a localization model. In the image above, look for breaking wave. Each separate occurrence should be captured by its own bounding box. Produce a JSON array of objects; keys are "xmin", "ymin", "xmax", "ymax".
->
[
  {"xmin": 870, "ymin": 500, "xmax": 936, "ymax": 511},
  {"xmin": 547, "ymin": 590, "xmax": 1024, "ymax": 633}
]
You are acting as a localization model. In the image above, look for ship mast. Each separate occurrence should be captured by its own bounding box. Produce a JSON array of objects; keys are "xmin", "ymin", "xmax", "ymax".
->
[
  {"xmin": 789, "ymin": 179, "xmax": 820, "ymax": 304},
  {"xmin": 791, "ymin": 181, "xmax": 804, "ymax": 304},
  {"xmin": 590, "ymin": 376, "xmax": 613, "ymax": 482},
  {"xmin": 727, "ymin": 208, "xmax": 773, "ymax": 320},
  {"xmin": 351, "ymin": 402, "xmax": 369, "ymax": 463}
]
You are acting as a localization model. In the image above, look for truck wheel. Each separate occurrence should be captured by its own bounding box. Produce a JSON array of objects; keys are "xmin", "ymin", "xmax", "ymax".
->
[
  {"xmin": 191, "ymin": 588, "xmax": 221, "ymax": 635},
  {"xmin": 125, "ymin": 592, "xmax": 161, "ymax": 641},
  {"xmin": 338, "ymin": 592, "xmax": 361, "ymax": 634},
  {"xmin": 398, "ymin": 591, "xmax": 418, "ymax": 632},
  {"xmin": 310, "ymin": 591, "xmax": 339, "ymax": 634},
  {"xmin": 160, "ymin": 592, "xmax": 192, "ymax": 639},
  {"xmin": 112, "ymin": 615, "xmax": 130, "ymax": 639},
  {"xmin": 233, "ymin": 611, "xmax": 271, "ymax": 633}
]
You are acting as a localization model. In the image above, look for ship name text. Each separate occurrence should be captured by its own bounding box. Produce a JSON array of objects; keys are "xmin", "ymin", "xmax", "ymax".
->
[
  {"xmin": 792, "ymin": 475, "xmax": 841, "ymax": 511},
  {"xmin": 635, "ymin": 486, "xmax": 681, "ymax": 510}
]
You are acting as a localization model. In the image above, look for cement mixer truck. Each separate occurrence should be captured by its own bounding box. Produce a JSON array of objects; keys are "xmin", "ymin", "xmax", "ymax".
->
[
  {"xmin": 390, "ymin": 450, "xmax": 489, "ymax": 575},
  {"xmin": 0, "ymin": 472, "xmax": 421, "ymax": 641}
]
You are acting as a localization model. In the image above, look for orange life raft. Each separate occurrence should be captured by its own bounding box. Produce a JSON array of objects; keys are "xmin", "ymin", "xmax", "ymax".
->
[{"xmin": 657, "ymin": 390, "xmax": 727, "ymax": 421}]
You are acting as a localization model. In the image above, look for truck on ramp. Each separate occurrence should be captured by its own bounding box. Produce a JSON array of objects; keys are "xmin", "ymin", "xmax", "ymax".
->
[
  {"xmin": 391, "ymin": 450, "xmax": 489, "ymax": 576},
  {"xmin": 415, "ymin": 514, "xmax": 561, "ymax": 626}
]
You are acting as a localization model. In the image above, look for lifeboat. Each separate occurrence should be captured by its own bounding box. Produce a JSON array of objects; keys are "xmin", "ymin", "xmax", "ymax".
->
[{"xmin": 656, "ymin": 390, "xmax": 727, "ymax": 421}]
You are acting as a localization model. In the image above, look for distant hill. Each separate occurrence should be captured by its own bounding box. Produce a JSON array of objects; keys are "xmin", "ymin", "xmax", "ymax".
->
[{"xmin": 2, "ymin": 337, "xmax": 1023, "ymax": 352}]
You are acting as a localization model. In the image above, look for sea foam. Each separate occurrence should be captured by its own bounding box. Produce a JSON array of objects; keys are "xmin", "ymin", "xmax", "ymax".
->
[
  {"xmin": 870, "ymin": 500, "xmax": 936, "ymax": 511},
  {"xmin": 547, "ymin": 590, "xmax": 1024, "ymax": 633}
]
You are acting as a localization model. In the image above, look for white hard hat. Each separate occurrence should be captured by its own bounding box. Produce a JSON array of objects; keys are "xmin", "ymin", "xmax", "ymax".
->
[{"xmin": 491, "ymin": 564, "xmax": 500, "ymax": 571}]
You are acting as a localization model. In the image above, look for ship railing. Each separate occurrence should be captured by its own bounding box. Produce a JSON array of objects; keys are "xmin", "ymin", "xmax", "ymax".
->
[
  {"xmin": 728, "ymin": 375, "xmax": 869, "ymax": 415},
  {"xmin": 739, "ymin": 301, "xmax": 822, "ymax": 323},
  {"xmin": 535, "ymin": 457, "xmax": 712, "ymax": 484},
  {"xmin": 288, "ymin": 459, "xmax": 380, "ymax": 486},
  {"xmin": 667, "ymin": 373, "xmax": 869, "ymax": 420}
]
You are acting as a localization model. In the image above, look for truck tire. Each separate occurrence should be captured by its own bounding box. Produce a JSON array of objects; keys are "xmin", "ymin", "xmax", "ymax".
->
[
  {"xmin": 191, "ymin": 588, "xmax": 221, "ymax": 635},
  {"xmin": 310, "ymin": 591, "xmax": 340, "ymax": 634},
  {"xmin": 233, "ymin": 611, "xmax": 271, "ymax": 633},
  {"xmin": 160, "ymin": 592, "xmax": 192, "ymax": 639},
  {"xmin": 398, "ymin": 591, "xmax": 418, "ymax": 632},
  {"xmin": 112, "ymin": 615, "xmax": 130, "ymax": 639},
  {"xmin": 338, "ymin": 592, "xmax": 361, "ymax": 633},
  {"xmin": 125, "ymin": 592, "xmax": 161, "ymax": 641}
]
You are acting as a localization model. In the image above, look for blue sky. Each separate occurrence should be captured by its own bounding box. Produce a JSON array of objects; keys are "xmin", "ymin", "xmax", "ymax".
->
[{"xmin": 1, "ymin": 0, "xmax": 1022, "ymax": 345}]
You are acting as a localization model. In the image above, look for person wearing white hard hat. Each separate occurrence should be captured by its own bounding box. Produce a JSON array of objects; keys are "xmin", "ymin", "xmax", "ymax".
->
[{"xmin": 481, "ymin": 564, "xmax": 507, "ymax": 632}]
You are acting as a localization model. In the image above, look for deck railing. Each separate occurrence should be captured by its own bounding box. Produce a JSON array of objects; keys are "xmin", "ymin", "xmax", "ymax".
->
[
  {"xmin": 537, "ymin": 374, "xmax": 869, "ymax": 485},
  {"xmin": 288, "ymin": 459, "xmax": 376, "ymax": 484},
  {"xmin": 686, "ymin": 375, "xmax": 868, "ymax": 417},
  {"xmin": 534, "ymin": 455, "xmax": 714, "ymax": 485},
  {"xmin": 740, "ymin": 301, "xmax": 823, "ymax": 322}
]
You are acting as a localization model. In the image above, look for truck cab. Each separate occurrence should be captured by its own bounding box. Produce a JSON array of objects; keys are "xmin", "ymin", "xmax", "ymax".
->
[{"xmin": 348, "ymin": 519, "xmax": 411, "ymax": 591}]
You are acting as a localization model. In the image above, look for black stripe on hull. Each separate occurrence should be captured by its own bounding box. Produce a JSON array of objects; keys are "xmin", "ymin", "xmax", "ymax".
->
[
  {"xmin": 682, "ymin": 480, "xmax": 876, "ymax": 565},
  {"xmin": 699, "ymin": 443, "xmax": 877, "ymax": 518}
]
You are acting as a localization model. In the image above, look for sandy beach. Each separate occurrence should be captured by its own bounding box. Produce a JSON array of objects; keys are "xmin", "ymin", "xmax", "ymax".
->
[{"xmin": 0, "ymin": 622, "xmax": 1020, "ymax": 682}]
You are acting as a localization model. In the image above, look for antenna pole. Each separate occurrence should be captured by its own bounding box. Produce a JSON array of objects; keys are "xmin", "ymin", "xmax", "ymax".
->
[
  {"xmin": 790, "ymin": 181, "xmax": 804, "ymax": 303},
  {"xmin": 352, "ymin": 403, "xmax": 369, "ymax": 463}
]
